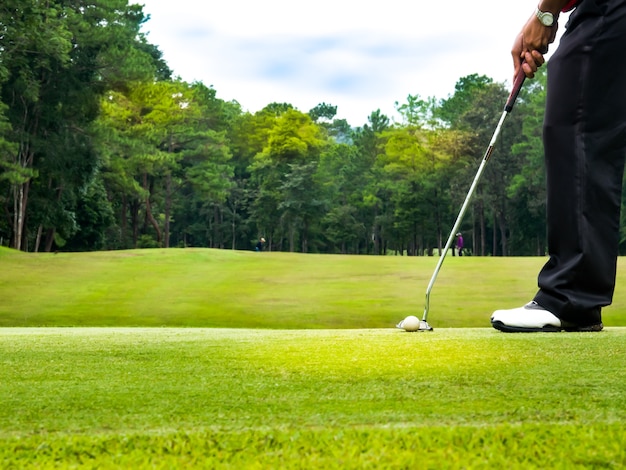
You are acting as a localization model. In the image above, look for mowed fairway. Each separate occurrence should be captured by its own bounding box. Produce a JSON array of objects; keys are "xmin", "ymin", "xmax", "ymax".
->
[
  {"xmin": 2, "ymin": 328, "xmax": 626, "ymax": 468},
  {"xmin": 3, "ymin": 246, "xmax": 626, "ymax": 327},
  {"xmin": 2, "ymin": 247, "xmax": 626, "ymax": 468}
]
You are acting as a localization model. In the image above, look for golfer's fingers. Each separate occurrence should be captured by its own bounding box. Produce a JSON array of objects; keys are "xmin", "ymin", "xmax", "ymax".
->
[{"xmin": 521, "ymin": 50, "xmax": 545, "ymax": 78}]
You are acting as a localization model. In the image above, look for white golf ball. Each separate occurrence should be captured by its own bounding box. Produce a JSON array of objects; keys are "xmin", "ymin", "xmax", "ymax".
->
[{"xmin": 401, "ymin": 315, "xmax": 421, "ymax": 332}]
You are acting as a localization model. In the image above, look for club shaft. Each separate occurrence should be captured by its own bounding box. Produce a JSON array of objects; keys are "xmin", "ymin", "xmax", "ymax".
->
[{"xmin": 422, "ymin": 108, "xmax": 509, "ymax": 322}]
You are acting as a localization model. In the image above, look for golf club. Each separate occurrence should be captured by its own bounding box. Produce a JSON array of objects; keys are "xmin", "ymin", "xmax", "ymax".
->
[{"xmin": 417, "ymin": 68, "xmax": 527, "ymax": 331}]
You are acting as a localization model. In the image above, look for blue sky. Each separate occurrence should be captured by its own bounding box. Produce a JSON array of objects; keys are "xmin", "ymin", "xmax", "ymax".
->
[{"xmin": 137, "ymin": 0, "xmax": 569, "ymax": 126}]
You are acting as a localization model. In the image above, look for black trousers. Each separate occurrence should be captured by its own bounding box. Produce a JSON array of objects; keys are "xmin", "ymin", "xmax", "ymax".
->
[{"xmin": 534, "ymin": 0, "xmax": 626, "ymax": 325}]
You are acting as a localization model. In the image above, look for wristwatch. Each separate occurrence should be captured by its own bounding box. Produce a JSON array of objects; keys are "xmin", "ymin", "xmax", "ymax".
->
[{"xmin": 535, "ymin": 7, "xmax": 556, "ymax": 26}]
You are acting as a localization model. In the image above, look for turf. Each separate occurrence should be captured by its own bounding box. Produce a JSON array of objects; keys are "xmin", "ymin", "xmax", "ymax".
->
[
  {"xmin": 2, "ymin": 246, "xmax": 626, "ymax": 327},
  {"xmin": 2, "ymin": 247, "xmax": 626, "ymax": 468},
  {"xmin": 1, "ymin": 327, "xmax": 626, "ymax": 468}
]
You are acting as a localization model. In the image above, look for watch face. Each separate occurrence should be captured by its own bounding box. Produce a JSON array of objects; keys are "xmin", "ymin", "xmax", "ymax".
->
[{"xmin": 540, "ymin": 12, "xmax": 554, "ymax": 26}]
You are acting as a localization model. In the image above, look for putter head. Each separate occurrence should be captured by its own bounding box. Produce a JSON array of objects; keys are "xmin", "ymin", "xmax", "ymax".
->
[{"xmin": 418, "ymin": 320, "xmax": 434, "ymax": 331}]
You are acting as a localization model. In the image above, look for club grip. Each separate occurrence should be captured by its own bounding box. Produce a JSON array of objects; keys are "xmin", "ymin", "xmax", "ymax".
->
[{"xmin": 504, "ymin": 67, "xmax": 526, "ymax": 112}]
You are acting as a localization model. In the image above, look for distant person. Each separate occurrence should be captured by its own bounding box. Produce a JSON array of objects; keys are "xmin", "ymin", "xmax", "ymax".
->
[
  {"xmin": 491, "ymin": 0, "xmax": 625, "ymax": 333},
  {"xmin": 255, "ymin": 237, "xmax": 266, "ymax": 252},
  {"xmin": 455, "ymin": 233, "xmax": 464, "ymax": 257}
]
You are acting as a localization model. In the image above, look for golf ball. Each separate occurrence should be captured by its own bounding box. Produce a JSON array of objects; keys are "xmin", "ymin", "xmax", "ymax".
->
[{"xmin": 401, "ymin": 315, "xmax": 421, "ymax": 332}]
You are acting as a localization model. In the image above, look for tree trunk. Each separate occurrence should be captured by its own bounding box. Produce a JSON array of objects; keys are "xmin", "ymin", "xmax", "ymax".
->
[
  {"xmin": 44, "ymin": 228, "xmax": 56, "ymax": 252},
  {"xmin": 34, "ymin": 225, "xmax": 43, "ymax": 253},
  {"xmin": 120, "ymin": 195, "xmax": 128, "ymax": 247},
  {"xmin": 12, "ymin": 139, "xmax": 36, "ymax": 251},
  {"xmin": 301, "ymin": 219, "xmax": 308, "ymax": 253},
  {"xmin": 164, "ymin": 134, "xmax": 174, "ymax": 249},
  {"xmin": 492, "ymin": 211, "xmax": 497, "ymax": 256},
  {"xmin": 289, "ymin": 223, "xmax": 295, "ymax": 252},
  {"xmin": 131, "ymin": 199, "xmax": 139, "ymax": 248},
  {"xmin": 164, "ymin": 172, "xmax": 171, "ymax": 248},
  {"xmin": 498, "ymin": 209, "xmax": 508, "ymax": 256},
  {"xmin": 479, "ymin": 200, "xmax": 486, "ymax": 256},
  {"xmin": 214, "ymin": 205, "xmax": 221, "ymax": 249},
  {"xmin": 143, "ymin": 173, "xmax": 161, "ymax": 245},
  {"xmin": 13, "ymin": 180, "xmax": 30, "ymax": 251},
  {"xmin": 231, "ymin": 203, "xmax": 237, "ymax": 250}
]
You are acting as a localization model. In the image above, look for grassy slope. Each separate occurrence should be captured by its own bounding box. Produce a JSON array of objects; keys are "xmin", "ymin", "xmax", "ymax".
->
[
  {"xmin": 2, "ymin": 247, "xmax": 626, "ymax": 467},
  {"xmin": 1, "ymin": 327, "xmax": 626, "ymax": 468},
  {"xmin": 2, "ymin": 246, "xmax": 626, "ymax": 327}
]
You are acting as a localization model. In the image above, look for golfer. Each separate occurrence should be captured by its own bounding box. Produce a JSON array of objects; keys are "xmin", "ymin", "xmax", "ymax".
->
[
  {"xmin": 456, "ymin": 233, "xmax": 464, "ymax": 257},
  {"xmin": 491, "ymin": 0, "xmax": 626, "ymax": 332},
  {"xmin": 255, "ymin": 237, "xmax": 266, "ymax": 252}
]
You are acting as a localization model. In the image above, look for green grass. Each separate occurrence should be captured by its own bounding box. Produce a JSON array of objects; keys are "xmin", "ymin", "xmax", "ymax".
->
[
  {"xmin": 3, "ymin": 246, "xmax": 626, "ymax": 327},
  {"xmin": 2, "ymin": 247, "xmax": 626, "ymax": 467},
  {"xmin": 1, "ymin": 328, "xmax": 626, "ymax": 468}
]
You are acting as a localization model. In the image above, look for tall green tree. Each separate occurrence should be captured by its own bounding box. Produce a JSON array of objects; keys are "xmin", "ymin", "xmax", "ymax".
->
[
  {"xmin": 250, "ymin": 108, "xmax": 324, "ymax": 251},
  {"xmin": 98, "ymin": 79, "xmax": 234, "ymax": 249},
  {"xmin": 0, "ymin": 0, "xmax": 162, "ymax": 251},
  {"xmin": 179, "ymin": 85, "xmax": 235, "ymax": 249},
  {"xmin": 317, "ymin": 143, "xmax": 367, "ymax": 253},
  {"xmin": 439, "ymin": 75, "xmax": 523, "ymax": 255},
  {"xmin": 352, "ymin": 110, "xmax": 390, "ymax": 254},
  {"xmin": 437, "ymin": 74, "xmax": 494, "ymax": 126},
  {"xmin": 379, "ymin": 121, "xmax": 468, "ymax": 255}
]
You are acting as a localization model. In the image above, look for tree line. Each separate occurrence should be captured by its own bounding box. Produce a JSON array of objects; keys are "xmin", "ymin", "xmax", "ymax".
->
[{"xmin": 2, "ymin": 1, "xmax": 624, "ymax": 256}]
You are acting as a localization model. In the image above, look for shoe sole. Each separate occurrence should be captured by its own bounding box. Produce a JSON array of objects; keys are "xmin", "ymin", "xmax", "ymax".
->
[
  {"xmin": 491, "ymin": 320, "xmax": 603, "ymax": 333},
  {"xmin": 562, "ymin": 323, "xmax": 604, "ymax": 332}
]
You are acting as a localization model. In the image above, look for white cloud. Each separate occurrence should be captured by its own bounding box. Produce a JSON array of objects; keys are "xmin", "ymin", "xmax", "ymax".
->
[{"xmin": 138, "ymin": 0, "xmax": 568, "ymax": 126}]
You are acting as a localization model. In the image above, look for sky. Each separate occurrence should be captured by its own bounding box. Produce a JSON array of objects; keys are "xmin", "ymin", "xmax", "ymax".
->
[{"xmin": 137, "ymin": 0, "xmax": 570, "ymax": 127}]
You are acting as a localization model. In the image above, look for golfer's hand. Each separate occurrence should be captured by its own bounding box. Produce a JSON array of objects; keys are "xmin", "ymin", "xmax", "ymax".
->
[{"xmin": 512, "ymin": 13, "xmax": 558, "ymax": 79}]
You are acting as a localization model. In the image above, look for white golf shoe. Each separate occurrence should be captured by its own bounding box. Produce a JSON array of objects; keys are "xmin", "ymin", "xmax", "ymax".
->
[
  {"xmin": 491, "ymin": 301, "xmax": 562, "ymax": 332},
  {"xmin": 491, "ymin": 301, "xmax": 604, "ymax": 332}
]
